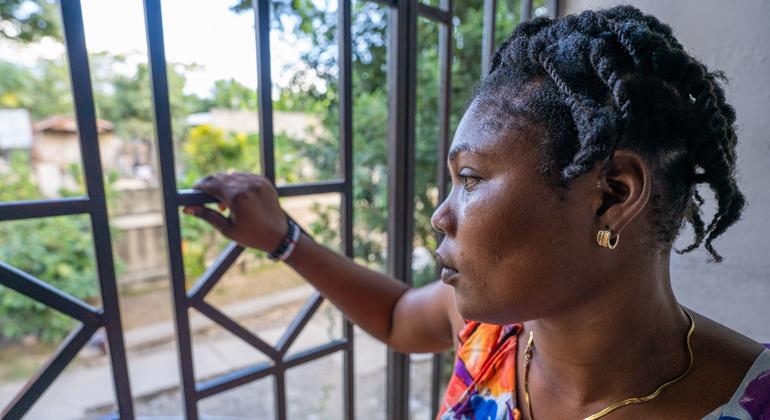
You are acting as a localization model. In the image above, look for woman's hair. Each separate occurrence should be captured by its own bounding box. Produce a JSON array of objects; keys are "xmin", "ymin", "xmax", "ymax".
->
[{"xmin": 475, "ymin": 5, "xmax": 743, "ymax": 262}]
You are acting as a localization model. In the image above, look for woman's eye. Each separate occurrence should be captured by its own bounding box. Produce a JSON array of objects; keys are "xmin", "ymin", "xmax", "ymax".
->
[{"xmin": 459, "ymin": 174, "xmax": 480, "ymax": 191}]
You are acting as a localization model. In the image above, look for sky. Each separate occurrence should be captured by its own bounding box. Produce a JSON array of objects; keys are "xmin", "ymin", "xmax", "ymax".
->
[{"xmin": 0, "ymin": 0, "xmax": 314, "ymax": 97}]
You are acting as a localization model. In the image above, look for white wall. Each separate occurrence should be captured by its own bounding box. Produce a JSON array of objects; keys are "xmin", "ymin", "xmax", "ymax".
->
[{"xmin": 559, "ymin": 0, "xmax": 770, "ymax": 340}]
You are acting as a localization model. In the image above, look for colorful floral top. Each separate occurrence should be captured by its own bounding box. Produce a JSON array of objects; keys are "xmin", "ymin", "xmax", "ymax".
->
[
  {"xmin": 438, "ymin": 321, "xmax": 523, "ymax": 420},
  {"xmin": 437, "ymin": 320, "xmax": 770, "ymax": 420}
]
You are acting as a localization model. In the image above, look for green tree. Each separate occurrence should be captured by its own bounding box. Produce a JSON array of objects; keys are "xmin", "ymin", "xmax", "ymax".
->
[
  {"xmin": 177, "ymin": 123, "xmax": 315, "ymax": 278},
  {"xmin": 204, "ymin": 78, "xmax": 258, "ymax": 111},
  {"xmin": 0, "ymin": 0, "xmax": 61, "ymax": 43},
  {"xmin": 0, "ymin": 58, "xmax": 72, "ymax": 119},
  {"xmin": 1, "ymin": 52, "xmax": 197, "ymax": 130},
  {"xmin": 229, "ymin": 0, "xmax": 529, "ymax": 285},
  {"xmin": 178, "ymin": 125, "xmax": 263, "ymax": 279},
  {"xmin": 0, "ymin": 60, "xmax": 31, "ymax": 108},
  {"xmin": 94, "ymin": 57, "xmax": 195, "ymax": 143},
  {"xmin": 0, "ymin": 152, "xmax": 99, "ymax": 342}
]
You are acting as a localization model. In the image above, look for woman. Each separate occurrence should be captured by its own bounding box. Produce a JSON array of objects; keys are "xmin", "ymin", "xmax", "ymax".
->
[{"xmin": 184, "ymin": 6, "xmax": 769, "ymax": 419}]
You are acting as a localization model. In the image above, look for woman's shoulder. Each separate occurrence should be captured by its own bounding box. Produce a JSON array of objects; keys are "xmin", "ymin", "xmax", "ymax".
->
[
  {"xmin": 693, "ymin": 311, "xmax": 767, "ymax": 369},
  {"xmin": 689, "ymin": 311, "xmax": 769, "ymax": 419},
  {"xmin": 701, "ymin": 349, "xmax": 770, "ymax": 419}
]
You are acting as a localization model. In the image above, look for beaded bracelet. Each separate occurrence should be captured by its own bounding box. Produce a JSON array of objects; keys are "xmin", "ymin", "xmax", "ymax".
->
[{"xmin": 268, "ymin": 219, "xmax": 301, "ymax": 261}]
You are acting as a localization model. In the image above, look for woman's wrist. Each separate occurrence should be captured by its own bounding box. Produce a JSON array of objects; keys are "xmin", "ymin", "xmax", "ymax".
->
[{"xmin": 268, "ymin": 219, "xmax": 301, "ymax": 261}]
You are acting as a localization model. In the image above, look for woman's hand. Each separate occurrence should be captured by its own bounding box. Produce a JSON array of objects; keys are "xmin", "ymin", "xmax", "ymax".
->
[
  {"xmin": 182, "ymin": 172, "xmax": 288, "ymax": 252},
  {"xmin": 182, "ymin": 173, "xmax": 460, "ymax": 354}
]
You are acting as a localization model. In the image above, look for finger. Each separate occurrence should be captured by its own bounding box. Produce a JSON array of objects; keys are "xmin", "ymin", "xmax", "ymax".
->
[
  {"xmin": 182, "ymin": 206, "xmax": 200, "ymax": 215},
  {"xmin": 193, "ymin": 173, "xmax": 230, "ymax": 205},
  {"xmin": 192, "ymin": 174, "xmax": 215, "ymax": 190},
  {"xmin": 185, "ymin": 206, "xmax": 233, "ymax": 235}
]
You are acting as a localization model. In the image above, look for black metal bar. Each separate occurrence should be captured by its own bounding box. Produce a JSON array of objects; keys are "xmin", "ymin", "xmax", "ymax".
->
[
  {"xmin": 521, "ymin": 0, "xmax": 533, "ymax": 21},
  {"xmin": 176, "ymin": 180, "xmax": 345, "ymax": 207},
  {"xmin": 416, "ymin": 3, "xmax": 452, "ymax": 24},
  {"xmin": 2, "ymin": 323, "xmax": 98, "ymax": 419},
  {"xmin": 277, "ymin": 180, "xmax": 345, "ymax": 197},
  {"xmin": 196, "ymin": 339, "xmax": 348, "ymax": 400},
  {"xmin": 274, "ymin": 370, "xmax": 287, "ymax": 420},
  {"xmin": 175, "ymin": 190, "xmax": 219, "ymax": 207},
  {"xmin": 481, "ymin": 0, "xmax": 498, "ymax": 77},
  {"xmin": 343, "ymin": 323, "xmax": 355, "ymax": 420},
  {"xmin": 0, "ymin": 197, "xmax": 90, "ymax": 222},
  {"xmin": 196, "ymin": 360, "xmax": 275, "ymax": 400},
  {"xmin": 187, "ymin": 242, "xmax": 245, "ymax": 302},
  {"xmin": 432, "ymin": 0, "xmax": 453, "ymax": 416},
  {"xmin": 386, "ymin": 0, "xmax": 418, "ymax": 290},
  {"xmin": 548, "ymin": 0, "xmax": 559, "ymax": 18},
  {"xmin": 283, "ymin": 339, "xmax": 347, "ymax": 367},
  {"xmin": 431, "ymin": 353, "xmax": 444, "ymax": 417},
  {"xmin": 142, "ymin": 1, "xmax": 199, "ymax": 418},
  {"xmin": 192, "ymin": 300, "xmax": 280, "ymax": 360},
  {"xmin": 276, "ymin": 292, "xmax": 324, "ymax": 355},
  {"xmin": 386, "ymin": 0, "xmax": 418, "ymax": 418},
  {"xmin": 59, "ymin": 2, "xmax": 135, "ymax": 416},
  {"xmin": 0, "ymin": 261, "xmax": 102, "ymax": 325},
  {"xmin": 436, "ymin": 0, "xmax": 453, "ymax": 214},
  {"xmin": 254, "ymin": 0, "xmax": 276, "ymax": 183},
  {"xmin": 338, "ymin": 0, "xmax": 356, "ymax": 417},
  {"xmin": 338, "ymin": 0, "xmax": 354, "ymax": 272}
]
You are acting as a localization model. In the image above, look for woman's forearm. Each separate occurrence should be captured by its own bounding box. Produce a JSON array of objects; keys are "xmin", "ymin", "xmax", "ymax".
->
[{"xmin": 283, "ymin": 233, "xmax": 410, "ymax": 344}]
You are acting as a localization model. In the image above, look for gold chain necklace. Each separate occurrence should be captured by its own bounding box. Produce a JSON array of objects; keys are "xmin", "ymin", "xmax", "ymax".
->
[{"xmin": 522, "ymin": 307, "xmax": 695, "ymax": 420}]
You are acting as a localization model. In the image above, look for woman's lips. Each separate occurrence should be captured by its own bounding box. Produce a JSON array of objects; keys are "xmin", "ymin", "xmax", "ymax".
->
[
  {"xmin": 435, "ymin": 251, "xmax": 459, "ymax": 284},
  {"xmin": 440, "ymin": 267, "xmax": 459, "ymax": 284}
]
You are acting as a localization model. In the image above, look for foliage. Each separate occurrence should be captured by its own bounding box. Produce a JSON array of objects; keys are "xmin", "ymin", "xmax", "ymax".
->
[
  {"xmin": 93, "ymin": 55, "xmax": 196, "ymax": 143},
  {"xmin": 0, "ymin": 57, "xmax": 72, "ymax": 119},
  {"xmin": 0, "ymin": 0, "xmax": 543, "ymax": 343},
  {"xmin": 177, "ymin": 123, "xmax": 317, "ymax": 279},
  {"xmin": 0, "ymin": 0, "xmax": 60, "ymax": 43},
  {"xmin": 0, "ymin": 59, "xmax": 31, "ymax": 108},
  {"xmin": 177, "ymin": 125, "xmax": 260, "ymax": 279},
  {"xmin": 0, "ymin": 52, "xmax": 196, "ymax": 142},
  {"xmin": 181, "ymin": 125, "xmax": 261, "ymax": 180},
  {"xmin": 229, "ymin": 0, "xmax": 527, "ymax": 286},
  {"xmin": 0, "ymin": 152, "xmax": 99, "ymax": 342},
  {"xmin": 201, "ymin": 78, "xmax": 258, "ymax": 111}
]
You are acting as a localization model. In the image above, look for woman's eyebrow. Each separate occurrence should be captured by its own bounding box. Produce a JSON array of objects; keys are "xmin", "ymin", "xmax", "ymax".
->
[{"xmin": 447, "ymin": 143, "xmax": 484, "ymax": 162}]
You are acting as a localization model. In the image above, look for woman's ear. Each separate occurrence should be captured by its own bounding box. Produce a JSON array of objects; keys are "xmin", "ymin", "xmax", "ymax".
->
[{"xmin": 593, "ymin": 150, "xmax": 652, "ymax": 234}]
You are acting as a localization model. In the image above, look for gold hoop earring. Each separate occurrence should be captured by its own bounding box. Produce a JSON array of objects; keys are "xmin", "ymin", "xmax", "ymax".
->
[{"xmin": 596, "ymin": 228, "xmax": 620, "ymax": 250}]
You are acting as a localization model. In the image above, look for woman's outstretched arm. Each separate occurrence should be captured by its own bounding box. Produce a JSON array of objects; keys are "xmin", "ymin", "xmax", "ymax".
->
[{"xmin": 184, "ymin": 172, "xmax": 462, "ymax": 354}]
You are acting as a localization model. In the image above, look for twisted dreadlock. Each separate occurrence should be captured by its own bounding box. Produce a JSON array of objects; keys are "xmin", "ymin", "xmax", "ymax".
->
[{"xmin": 476, "ymin": 5, "xmax": 744, "ymax": 262}]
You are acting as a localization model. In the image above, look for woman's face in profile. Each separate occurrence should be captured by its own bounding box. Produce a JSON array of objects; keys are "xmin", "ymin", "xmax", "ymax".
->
[{"xmin": 432, "ymin": 101, "xmax": 604, "ymax": 324}]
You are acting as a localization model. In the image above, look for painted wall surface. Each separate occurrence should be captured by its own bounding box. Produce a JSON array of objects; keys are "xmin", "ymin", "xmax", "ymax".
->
[{"xmin": 558, "ymin": 0, "xmax": 770, "ymax": 340}]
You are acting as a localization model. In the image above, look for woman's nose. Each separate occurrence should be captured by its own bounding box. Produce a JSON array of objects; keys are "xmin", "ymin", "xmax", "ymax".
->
[{"xmin": 431, "ymin": 199, "xmax": 455, "ymax": 236}]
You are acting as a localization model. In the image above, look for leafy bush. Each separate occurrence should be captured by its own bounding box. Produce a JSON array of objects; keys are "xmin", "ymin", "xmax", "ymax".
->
[
  {"xmin": 0, "ymin": 152, "xmax": 100, "ymax": 342},
  {"xmin": 0, "ymin": 217, "xmax": 98, "ymax": 342}
]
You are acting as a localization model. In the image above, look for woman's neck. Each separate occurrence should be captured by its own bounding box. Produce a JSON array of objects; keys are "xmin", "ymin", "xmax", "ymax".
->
[{"xmin": 523, "ymin": 255, "xmax": 691, "ymax": 407}]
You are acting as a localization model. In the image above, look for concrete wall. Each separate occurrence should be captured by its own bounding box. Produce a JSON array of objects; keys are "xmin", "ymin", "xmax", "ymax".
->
[
  {"xmin": 34, "ymin": 131, "xmax": 123, "ymax": 170},
  {"xmin": 559, "ymin": 0, "xmax": 770, "ymax": 340},
  {"xmin": 111, "ymin": 181, "xmax": 167, "ymax": 285}
]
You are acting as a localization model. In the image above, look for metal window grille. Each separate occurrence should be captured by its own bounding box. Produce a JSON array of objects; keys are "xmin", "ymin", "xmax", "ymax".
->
[
  {"xmin": 0, "ymin": 2, "xmax": 134, "ymax": 418},
  {"xmin": 0, "ymin": 0, "xmax": 554, "ymax": 419}
]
